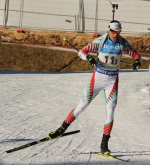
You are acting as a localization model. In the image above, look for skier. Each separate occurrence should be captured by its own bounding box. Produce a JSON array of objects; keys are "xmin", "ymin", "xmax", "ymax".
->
[{"xmin": 48, "ymin": 20, "xmax": 141, "ymax": 154}]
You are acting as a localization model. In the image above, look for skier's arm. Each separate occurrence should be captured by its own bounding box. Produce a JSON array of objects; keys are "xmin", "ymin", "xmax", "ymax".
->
[
  {"xmin": 78, "ymin": 43, "xmax": 99, "ymax": 60},
  {"xmin": 78, "ymin": 36, "xmax": 101, "ymax": 61},
  {"xmin": 124, "ymin": 39, "xmax": 141, "ymax": 60},
  {"xmin": 124, "ymin": 39, "xmax": 141, "ymax": 70}
]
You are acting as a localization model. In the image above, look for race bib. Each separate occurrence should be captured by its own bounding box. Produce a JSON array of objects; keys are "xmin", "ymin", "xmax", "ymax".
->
[{"xmin": 98, "ymin": 52, "xmax": 122, "ymax": 70}]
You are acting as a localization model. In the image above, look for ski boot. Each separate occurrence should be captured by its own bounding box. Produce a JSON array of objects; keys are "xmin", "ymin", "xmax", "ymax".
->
[
  {"xmin": 100, "ymin": 134, "xmax": 111, "ymax": 155},
  {"xmin": 48, "ymin": 122, "xmax": 70, "ymax": 139}
]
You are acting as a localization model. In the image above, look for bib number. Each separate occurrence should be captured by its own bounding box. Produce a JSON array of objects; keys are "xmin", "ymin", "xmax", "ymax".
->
[
  {"xmin": 104, "ymin": 56, "xmax": 118, "ymax": 65},
  {"xmin": 98, "ymin": 53, "xmax": 121, "ymax": 70}
]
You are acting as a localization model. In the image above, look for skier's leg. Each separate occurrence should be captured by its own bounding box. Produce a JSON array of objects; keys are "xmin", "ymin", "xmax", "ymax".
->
[
  {"xmin": 49, "ymin": 70, "xmax": 102, "ymax": 138},
  {"xmin": 64, "ymin": 70, "xmax": 100, "ymax": 124},
  {"xmin": 101, "ymin": 75, "xmax": 118, "ymax": 153}
]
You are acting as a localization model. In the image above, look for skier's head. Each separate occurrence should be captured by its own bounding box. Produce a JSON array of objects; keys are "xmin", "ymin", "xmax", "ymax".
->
[{"xmin": 107, "ymin": 20, "xmax": 122, "ymax": 42}]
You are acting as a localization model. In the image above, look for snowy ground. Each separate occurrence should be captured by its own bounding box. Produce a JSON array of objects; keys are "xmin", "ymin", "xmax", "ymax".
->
[{"xmin": 0, "ymin": 69, "xmax": 150, "ymax": 165}]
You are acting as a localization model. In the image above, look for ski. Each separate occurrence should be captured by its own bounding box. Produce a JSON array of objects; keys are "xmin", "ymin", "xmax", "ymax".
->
[
  {"xmin": 6, "ymin": 130, "xmax": 80, "ymax": 153},
  {"xmin": 92, "ymin": 152, "xmax": 130, "ymax": 162}
]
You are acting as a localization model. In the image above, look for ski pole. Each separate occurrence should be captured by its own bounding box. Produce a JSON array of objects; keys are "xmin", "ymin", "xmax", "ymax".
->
[
  {"xmin": 63, "ymin": 37, "xmax": 79, "ymax": 52},
  {"xmin": 63, "ymin": 37, "xmax": 133, "ymax": 66}
]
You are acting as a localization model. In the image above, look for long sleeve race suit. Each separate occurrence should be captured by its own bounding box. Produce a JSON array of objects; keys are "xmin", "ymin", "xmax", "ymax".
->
[{"xmin": 63, "ymin": 34, "xmax": 141, "ymax": 135}]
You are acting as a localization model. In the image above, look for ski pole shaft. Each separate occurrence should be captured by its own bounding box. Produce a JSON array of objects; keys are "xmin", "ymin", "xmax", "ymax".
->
[{"xmin": 63, "ymin": 37, "xmax": 79, "ymax": 52}]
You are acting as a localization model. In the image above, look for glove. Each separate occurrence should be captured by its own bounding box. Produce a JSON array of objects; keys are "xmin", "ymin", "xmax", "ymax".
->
[
  {"xmin": 86, "ymin": 55, "xmax": 96, "ymax": 67},
  {"xmin": 133, "ymin": 59, "xmax": 141, "ymax": 70}
]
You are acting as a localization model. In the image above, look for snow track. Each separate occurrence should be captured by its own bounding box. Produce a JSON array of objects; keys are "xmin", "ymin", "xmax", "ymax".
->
[{"xmin": 0, "ymin": 70, "xmax": 150, "ymax": 165}]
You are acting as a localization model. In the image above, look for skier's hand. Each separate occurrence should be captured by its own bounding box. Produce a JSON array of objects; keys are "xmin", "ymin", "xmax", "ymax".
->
[
  {"xmin": 86, "ymin": 55, "xmax": 96, "ymax": 67},
  {"xmin": 133, "ymin": 59, "xmax": 141, "ymax": 70}
]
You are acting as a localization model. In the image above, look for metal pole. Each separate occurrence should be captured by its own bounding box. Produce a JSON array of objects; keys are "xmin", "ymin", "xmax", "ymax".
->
[
  {"xmin": 95, "ymin": 0, "xmax": 98, "ymax": 32},
  {"xmin": 78, "ymin": 0, "xmax": 81, "ymax": 31},
  {"xmin": 3, "ymin": 0, "xmax": 9, "ymax": 28},
  {"xmin": 109, "ymin": 1, "xmax": 118, "ymax": 21},
  {"xmin": 78, "ymin": 0, "xmax": 85, "ymax": 32},
  {"xmin": 112, "ymin": 5, "xmax": 115, "ymax": 20},
  {"xmin": 81, "ymin": 0, "xmax": 85, "ymax": 32},
  {"xmin": 19, "ymin": 0, "xmax": 24, "ymax": 30}
]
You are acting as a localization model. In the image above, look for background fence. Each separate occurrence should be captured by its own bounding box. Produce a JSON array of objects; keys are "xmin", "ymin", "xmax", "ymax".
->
[{"xmin": 0, "ymin": 0, "xmax": 150, "ymax": 34}]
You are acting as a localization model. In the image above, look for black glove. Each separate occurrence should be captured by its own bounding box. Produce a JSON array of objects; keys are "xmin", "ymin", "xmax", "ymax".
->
[
  {"xmin": 86, "ymin": 55, "xmax": 96, "ymax": 67},
  {"xmin": 133, "ymin": 59, "xmax": 141, "ymax": 70}
]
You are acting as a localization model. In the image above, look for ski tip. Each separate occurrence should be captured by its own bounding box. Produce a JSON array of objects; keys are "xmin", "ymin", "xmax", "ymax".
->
[
  {"xmin": 76, "ymin": 130, "xmax": 80, "ymax": 133},
  {"xmin": 90, "ymin": 151, "xmax": 99, "ymax": 154},
  {"xmin": 70, "ymin": 130, "xmax": 80, "ymax": 134},
  {"xmin": 62, "ymin": 130, "xmax": 81, "ymax": 137},
  {"xmin": 71, "ymin": 130, "xmax": 80, "ymax": 133}
]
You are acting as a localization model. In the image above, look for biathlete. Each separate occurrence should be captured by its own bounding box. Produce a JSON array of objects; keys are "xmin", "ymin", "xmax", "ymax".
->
[{"xmin": 48, "ymin": 20, "xmax": 141, "ymax": 154}]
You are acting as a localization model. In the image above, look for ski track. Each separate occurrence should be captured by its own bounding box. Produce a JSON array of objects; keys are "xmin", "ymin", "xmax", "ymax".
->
[{"xmin": 0, "ymin": 70, "xmax": 150, "ymax": 165}]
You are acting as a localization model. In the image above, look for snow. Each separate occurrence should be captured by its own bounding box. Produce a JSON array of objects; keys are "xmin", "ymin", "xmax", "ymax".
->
[{"xmin": 0, "ymin": 69, "xmax": 150, "ymax": 165}]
